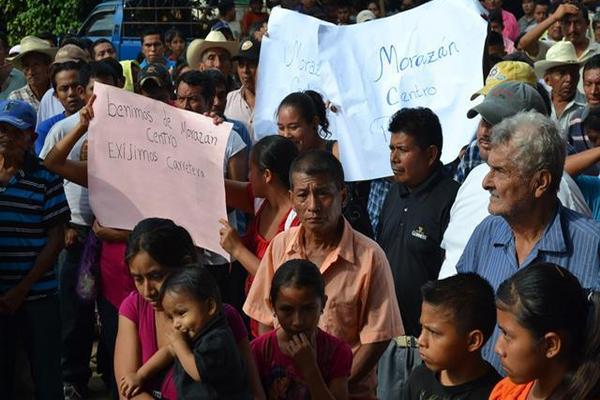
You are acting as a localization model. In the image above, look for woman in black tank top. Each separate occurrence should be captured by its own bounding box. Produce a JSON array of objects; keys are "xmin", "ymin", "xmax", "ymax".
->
[{"xmin": 276, "ymin": 90, "xmax": 339, "ymax": 157}]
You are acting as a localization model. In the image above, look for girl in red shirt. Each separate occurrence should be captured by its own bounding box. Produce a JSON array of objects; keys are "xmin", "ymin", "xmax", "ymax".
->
[
  {"xmin": 219, "ymin": 135, "xmax": 300, "ymax": 336},
  {"xmin": 251, "ymin": 259, "xmax": 352, "ymax": 400}
]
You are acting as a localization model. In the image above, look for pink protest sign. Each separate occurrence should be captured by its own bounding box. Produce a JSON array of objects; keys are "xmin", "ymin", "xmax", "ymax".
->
[{"xmin": 88, "ymin": 82, "xmax": 231, "ymax": 259}]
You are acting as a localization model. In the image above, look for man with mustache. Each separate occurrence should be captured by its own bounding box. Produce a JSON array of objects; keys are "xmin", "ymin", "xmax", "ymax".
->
[
  {"xmin": 0, "ymin": 99, "xmax": 70, "ymax": 399},
  {"xmin": 520, "ymin": 1, "xmax": 600, "ymax": 64},
  {"xmin": 244, "ymin": 150, "xmax": 403, "ymax": 399},
  {"xmin": 534, "ymin": 41, "xmax": 585, "ymax": 136},
  {"xmin": 439, "ymin": 81, "xmax": 591, "ymax": 279},
  {"xmin": 225, "ymin": 39, "xmax": 259, "ymax": 141},
  {"xmin": 375, "ymin": 107, "xmax": 459, "ymax": 398},
  {"xmin": 566, "ymin": 55, "xmax": 600, "ymax": 168},
  {"xmin": 455, "ymin": 110, "xmax": 600, "ymax": 372}
]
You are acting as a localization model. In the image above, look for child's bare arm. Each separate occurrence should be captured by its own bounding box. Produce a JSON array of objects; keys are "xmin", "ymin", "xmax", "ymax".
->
[
  {"xmin": 139, "ymin": 346, "xmax": 174, "ymax": 380},
  {"xmin": 119, "ymin": 347, "xmax": 174, "ymax": 398},
  {"xmin": 169, "ymin": 329, "xmax": 202, "ymax": 381}
]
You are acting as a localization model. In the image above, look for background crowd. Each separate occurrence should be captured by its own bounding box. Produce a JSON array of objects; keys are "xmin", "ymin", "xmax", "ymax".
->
[{"xmin": 2, "ymin": 0, "xmax": 600, "ymax": 399}]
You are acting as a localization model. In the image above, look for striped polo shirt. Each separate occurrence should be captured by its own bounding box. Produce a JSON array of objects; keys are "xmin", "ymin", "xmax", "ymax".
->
[{"xmin": 0, "ymin": 152, "xmax": 70, "ymax": 299}]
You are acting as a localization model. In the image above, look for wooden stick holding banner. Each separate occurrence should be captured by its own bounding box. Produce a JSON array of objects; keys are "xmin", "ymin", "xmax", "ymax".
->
[{"xmin": 88, "ymin": 82, "xmax": 231, "ymax": 259}]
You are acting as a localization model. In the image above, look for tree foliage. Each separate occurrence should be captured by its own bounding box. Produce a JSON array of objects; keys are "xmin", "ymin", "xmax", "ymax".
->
[{"xmin": 2, "ymin": 0, "xmax": 85, "ymax": 44}]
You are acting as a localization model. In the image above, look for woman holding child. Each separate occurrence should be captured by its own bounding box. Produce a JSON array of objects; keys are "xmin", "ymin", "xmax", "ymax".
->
[{"xmin": 113, "ymin": 218, "xmax": 264, "ymax": 399}]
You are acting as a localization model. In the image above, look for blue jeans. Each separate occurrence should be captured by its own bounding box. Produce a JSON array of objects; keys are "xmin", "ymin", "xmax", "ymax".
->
[
  {"xmin": 0, "ymin": 295, "xmax": 63, "ymax": 400},
  {"xmin": 58, "ymin": 225, "xmax": 95, "ymax": 387},
  {"xmin": 377, "ymin": 340, "xmax": 422, "ymax": 399}
]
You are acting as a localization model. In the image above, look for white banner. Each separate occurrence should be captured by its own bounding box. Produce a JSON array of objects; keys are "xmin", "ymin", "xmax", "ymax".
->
[
  {"xmin": 254, "ymin": 7, "xmax": 341, "ymax": 140},
  {"xmin": 255, "ymin": 0, "xmax": 487, "ymax": 181}
]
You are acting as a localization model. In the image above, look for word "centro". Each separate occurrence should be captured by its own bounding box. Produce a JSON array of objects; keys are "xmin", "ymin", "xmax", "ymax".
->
[{"xmin": 386, "ymin": 84, "xmax": 437, "ymax": 106}]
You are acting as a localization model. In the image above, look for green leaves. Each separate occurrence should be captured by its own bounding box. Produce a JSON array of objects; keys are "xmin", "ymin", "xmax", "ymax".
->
[{"xmin": 2, "ymin": 0, "xmax": 81, "ymax": 44}]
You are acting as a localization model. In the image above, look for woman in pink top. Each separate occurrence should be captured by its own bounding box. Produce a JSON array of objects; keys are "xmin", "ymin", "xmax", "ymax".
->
[{"xmin": 114, "ymin": 218, "xmax": 265, "ymax": 400}]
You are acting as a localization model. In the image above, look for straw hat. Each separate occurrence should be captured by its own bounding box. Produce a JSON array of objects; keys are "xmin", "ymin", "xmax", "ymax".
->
[
  {"xmin": 534, "ymin": 41, "xmax": 580, "ymax": 78},
  {"xmin": 186, "ymin": 31, "xmax": 239, "ymax": 69},
  {"xmin": 7, "ymin": 36, "xmax": 57, "ymax": 70}
]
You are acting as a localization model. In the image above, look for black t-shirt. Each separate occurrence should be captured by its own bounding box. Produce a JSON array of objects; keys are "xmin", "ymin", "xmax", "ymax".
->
[
  {"xmin": 377, "ymin": 164, "xmax": 459, "ymax": 336},
  {"xmin": 174, "ymin": 311, "xmax": 250, "ymax": 399},
  {"xmin": 403, "ymin": 363, "xmax": 502, "ymax": 400}
]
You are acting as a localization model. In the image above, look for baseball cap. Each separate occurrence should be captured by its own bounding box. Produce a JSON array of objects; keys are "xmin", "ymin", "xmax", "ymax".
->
[
  {"xmin": 467, "ymin": 81, "xmax": 547, "ymax": 125},
  {"xmin": 138, "ymin": 63, "xmax": 172, "ymax": 88},
  {"xmin": 53, "ymin": 44, "xmax": 91, "ymax": 64},
  {"xmin": 356, "ymin": 9, "xmax": 376, "ymax": 23},
  {"xmin": 232, "ymin": 40, "xmax": 260, "ymax": 62},
  {"xmin": 0, "ymin": 100, "xmax": 37, "ymax": 130},
  {"xmin": 471, "ymin": 61, "xmax": 537, "ymax": 100}
]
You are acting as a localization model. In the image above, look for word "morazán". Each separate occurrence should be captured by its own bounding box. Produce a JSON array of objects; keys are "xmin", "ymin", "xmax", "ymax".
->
[
  {"xmin": 374, "ymin": 40, "xmax": 459, "ymax": 82},
  {"xmin": 180, "ymin": 121, "xmax": 218, "ymax": 146}
]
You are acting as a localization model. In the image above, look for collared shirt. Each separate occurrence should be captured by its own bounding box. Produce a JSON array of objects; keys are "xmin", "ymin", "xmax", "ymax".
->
[
  {"xmin": 377, "ymin": 164, "xmax": 459, "ymax": 336},
  {"xmin": 36, "ymin": 88, "xmax": 64, "ymax": 129},
  {"xmin": 174, "ymin": 311, "xmax": 249, "ymax": 398},
  {"xmin": 0, "ymin": 152, "xmax": 71, "ymax": 299},
  {"xmin": 551, "ymin": 91, "xmax": 586, "ymax": 137},
  {"xmin": 440, "ymin": 164, "xmax": 592, "ymax": 279},
  {"xmin": 367, "ymin": 178, "xmax": 392, "ymax": 237},
  {"xmin": 0, "ymin": 68, "xmax": 26, "ymax": 100},
  {"xmin": 8, "ymin": 84, "xmax": 42, "ymax": 111},
  {"xmin": 456, "ymin": 204, "xmax": 600, "ymax": 371},
  {"xmin": 35, "ymin": 112, "xmax": 66, "ymax": 155},
  {"xmin": 225, "ymin": 87, "xmax": 254, "ymax": 142},
  {"xmin": 453, "ymin": 139, "xmax": 483, "ymax": 184},
  {"xmin": 39, "ymin": 113, "xmax": 93, "ymax": 227},
  {"xmin": 244, "ymin": 218, "xmax": 404, "ymax": 399},
  {"xmin": 566, "ymin": 107, "xmax": 600, "ymax": 175},
  {"xmin": 139, "ymin": 57, "xmax": 176, "ymax": 71}
]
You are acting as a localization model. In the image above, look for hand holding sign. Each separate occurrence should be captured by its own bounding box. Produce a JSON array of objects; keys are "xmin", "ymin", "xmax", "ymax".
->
[{"xmin": 88, "ymin": 83, "xmax": 232, "ymax": 258}]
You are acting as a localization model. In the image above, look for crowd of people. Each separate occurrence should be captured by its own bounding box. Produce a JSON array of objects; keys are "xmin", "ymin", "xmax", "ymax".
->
[{"xmin": 2, "ymin": 0, "xmax": 600, "ymax": 399}]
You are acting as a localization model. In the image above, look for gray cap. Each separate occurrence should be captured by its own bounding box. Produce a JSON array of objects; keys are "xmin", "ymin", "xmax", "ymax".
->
[{"xmin": 467, "ymin": 81, "xmax": 548, "ymax": 125}]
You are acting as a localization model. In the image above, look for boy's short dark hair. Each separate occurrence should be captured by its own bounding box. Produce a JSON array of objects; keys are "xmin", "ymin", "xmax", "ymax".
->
[
  {"xmin": 140, "ymin": 28, "xmax": 164, "ymax": 45},
  {"xmin": 388, "ymin": 107, "xmax": 443, "ymax": 161},
  {"xmin": 421, "ymin": 273, "xmax": 496, "ymax": 343},
  {"xmin": 50, "ymin": 61, "xmax": 83, "ymax": 90},
  {"xmin": 92, "ymin": 38, "xmax": 114, "ymax": 53},
  {"xmin": 176, "ymin": 70, "xmax": 215, "ymax": 105},
  {"xmin": 89, "ymin": 60, "xmax": 121, "ymax": 85},
  {"xmin": 486, "ymin": 31, "xmax": 505, "ymax": 48}
]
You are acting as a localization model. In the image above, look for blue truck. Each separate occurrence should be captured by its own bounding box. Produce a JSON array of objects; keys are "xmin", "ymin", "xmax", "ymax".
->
[{"xmin": 77, "ymin": 0, "xmax": 226, "ymax": 60}]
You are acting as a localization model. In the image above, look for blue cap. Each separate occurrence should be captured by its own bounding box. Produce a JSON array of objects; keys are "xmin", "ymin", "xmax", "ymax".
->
[{"xmin": 0, "ymin": 100, "xmax": 37, "ymax": 130}]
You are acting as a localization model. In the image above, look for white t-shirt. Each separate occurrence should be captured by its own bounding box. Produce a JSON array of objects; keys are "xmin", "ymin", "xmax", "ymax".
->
[
  {"xmin": 439, "ymin": 163, "xmax": 592, "ymax": 279},
  {"xmin": 39, "ymin": 113, "xmax": 93, "ymax": 227},
  {"xmin": 36, "ymin": 88, "xmax": 65, "ymax": 130}
]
